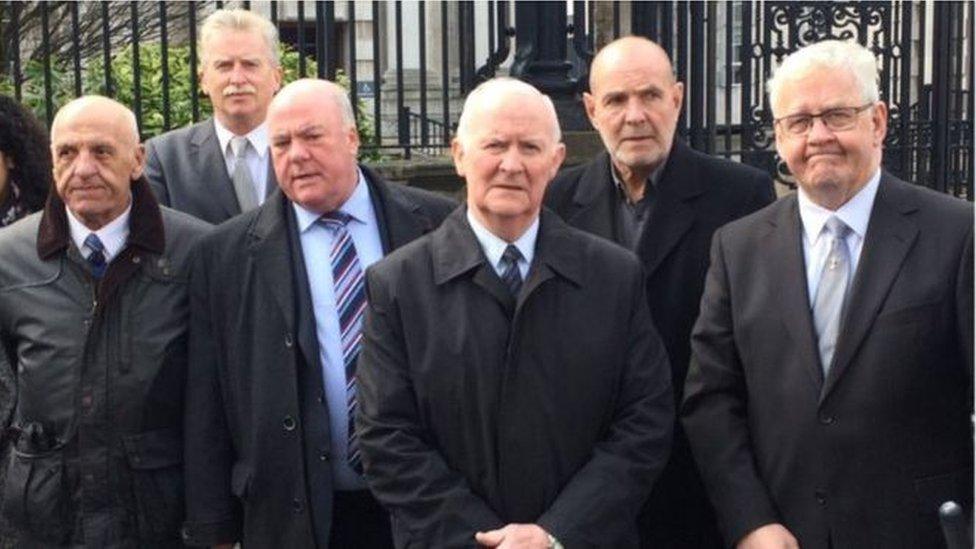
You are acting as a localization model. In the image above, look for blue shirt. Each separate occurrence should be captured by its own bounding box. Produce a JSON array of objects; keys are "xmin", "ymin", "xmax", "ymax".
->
[
  {"xmin": 293, "ymin": 169, "xmax": 383, "ymax": 490},
  {"xmin": 466, "ymin": 209, "xmax": 538, "ymax": 280}
]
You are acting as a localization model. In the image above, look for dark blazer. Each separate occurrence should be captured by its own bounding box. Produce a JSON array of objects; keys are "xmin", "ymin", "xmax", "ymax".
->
[
  {"xmin": 356, "ymin": 208, "xmax": 675, "ymax": 548},
  {"xmin": 182, "ymin": 167, "xmax": 455, "ymax": 548},
  {"xmin": 145, "ymin": 118, "xmax": 277, "ymax": 224},
  {"xmin": 544, "ymin": 140, "xmax": 774, "ymax": 547},
  {"xmin": 682, "ymin": 173, "xmax": 974, "ymax": 548}
]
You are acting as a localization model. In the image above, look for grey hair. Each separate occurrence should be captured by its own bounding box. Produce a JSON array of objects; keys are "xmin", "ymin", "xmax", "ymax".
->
[
  {"xmin": 271, "ymin": 78, "xmax": 357, "ymax": 129},
  {"xmin": 199, "ymin": 8, "xmax": 280, "ymax": 67},
  {"xmin": 767, "ymin": 40, "xmax": 879, "ymax": 116},
  {"xmin": 52, "ymin": 95, "xmax": 139, "ymax": 144},
  {"xmin": 455, "ymin": 77, "xmax": 562, "ymax": 146}
]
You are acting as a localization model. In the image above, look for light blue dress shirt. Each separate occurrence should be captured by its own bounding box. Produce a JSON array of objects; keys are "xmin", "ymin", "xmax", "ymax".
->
[
  {"xmin": 293, "ymin": 169, "xmax": 382, "ymax": 490},
  {"xmin": 466, "ymin": 208, "xmax": 538, "ymax": 279},
  {"xmin": 797, "ymin": 168, "xmax": 881, "ymax": 304}
]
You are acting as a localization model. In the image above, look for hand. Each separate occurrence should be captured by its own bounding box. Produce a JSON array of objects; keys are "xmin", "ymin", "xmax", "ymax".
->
[
  {"xmin": 736, "ymin": 523, "xmax": 799, "ymax": 549},
  {"xmin": 475, "ymin": 523, "xmax": 551, "ymax": 548}
]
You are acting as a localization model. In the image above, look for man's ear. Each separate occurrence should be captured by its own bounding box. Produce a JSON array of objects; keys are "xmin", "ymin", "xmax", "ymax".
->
[
  {"xmin": 131, "ymin": 144, "xmax": 146, "ymax": 180},
  {"xmin": 451, "ymin": 138, "xmax": 466, "ymax": 177}
]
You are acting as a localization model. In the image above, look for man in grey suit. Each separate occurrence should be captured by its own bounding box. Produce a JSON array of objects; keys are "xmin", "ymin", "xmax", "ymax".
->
[
  {"xmin": 145, "ymin": 8, "xmax": 282, "ymax": 224},
  {"xmin": 182, "ymin": 79, "xmax": 455, "ymax": 548},
  {"xmin": 683, "ymin": 40, "xmax": 972, "ymax": 549}
]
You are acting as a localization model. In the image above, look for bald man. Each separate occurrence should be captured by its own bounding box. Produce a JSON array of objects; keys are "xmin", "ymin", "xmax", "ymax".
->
[
  {"xmin": 0, "ymin": 96, "xmax": 208, "ymax": 546},
  {"xmin": 182, "ymin": 79, "xmax": 454, "ymax": 548},
  {"xmin": 544, "ymin": 37, "xmax": 775, "ymax": 548},
  {"xmin": 356, "ymin": 77, "xmax": 673, "ymax": 548}
]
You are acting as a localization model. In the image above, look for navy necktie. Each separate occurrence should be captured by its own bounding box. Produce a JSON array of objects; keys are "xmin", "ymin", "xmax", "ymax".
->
[
  {"xmin": 319, "ymin": 211, "xmax": 366, "ymax": 474},
  {"xmin": 501, "ymin": 244, "xmax": 523, "ymax": 297},
  {"xmin": 84, "ymin": 234, "xmax": 107, "ymax": 278}
]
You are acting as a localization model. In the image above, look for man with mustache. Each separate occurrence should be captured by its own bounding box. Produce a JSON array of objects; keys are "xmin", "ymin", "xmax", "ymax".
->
[
  {"xmin": 356, "ymin": 77, "xmax": 674, "ymax": 548},
  {"xmin": 145, "ymin": 8, "xmax": 282, "ymax": 224},
  {"xmin": 544, "ymin": 36, "xmax": 775, "ymax": 548},
  {"xmin": 0, "ymin": 96, "xmax": 208, "ymax": 546}
]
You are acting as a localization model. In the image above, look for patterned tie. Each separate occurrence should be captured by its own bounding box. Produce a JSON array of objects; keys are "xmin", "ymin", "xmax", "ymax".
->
[
  {"xmin": 501, "ymin": 244, "xmax": 524, "ymax": 296},
  {"xmin": 812, "ymin": 216, "xmax": 852, "ymax": 375},
  {"xmin": 84, "ymin": 233, "xmax": 107, "ymax": 278},
  {"xmin": 230, "ymin": 136, "xmax": 259, "ymax": 212},
  {"xmin": 319, "ymin": 211, "xmax": 366, "ymax": 473}
]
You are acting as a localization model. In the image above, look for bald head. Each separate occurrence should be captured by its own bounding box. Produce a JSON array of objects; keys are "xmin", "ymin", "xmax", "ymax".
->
[
  {"xmin": 52, "ymin": 96, "xmax": 140, "ymax": 146},
  {"xmin": 589, "ymin": 36, "xmax": 675, "ymax": 93},
  {"xmin": 269, "ymin": 78, "xmax": 356, "ymax": 129},
  {"xmin": 455, "ymin": 77, "xmax": 561, "ymax": 148}
]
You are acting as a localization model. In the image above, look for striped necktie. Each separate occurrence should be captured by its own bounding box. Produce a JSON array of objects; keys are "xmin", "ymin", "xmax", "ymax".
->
[
  {"xmin": 501, "ymin": 244, "xmax": 523, "ymax": 296},
  {"xmin": 84, "ymin": 233, "xmax": 107, "ymax": 278},
  {"xmin": 319, "ymin": 211, "xmax": 366, "ymax": 473}
]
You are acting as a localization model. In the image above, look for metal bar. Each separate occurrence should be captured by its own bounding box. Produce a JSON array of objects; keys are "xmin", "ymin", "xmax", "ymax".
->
[
  {"xmin": 723, "ymin": 1, "xmax": 732, "ymax": 154},
  {"xmin": 189, "ymin": 3, "xmax": 199, "ymax": 122},
  {"xmin": 969, "ymin": 1, "xmax": 974, "ymax": 200},
  {"xmin": 160, "ymin": 1, "xmax": 171, "ymax": 130},
  {"xmin": 395, "ymin": 0, "xmax": 407, "ymax": 153},
  {"xmin": 372, "ymin": 0, "xmax": 382, "ymax": 145},
  {"xmin": 131, "ymin": 2, "xmax": 142, "ymax": 136},
  {"xmin": 612, "ymin": 1, "xmax": 620, "ymax": 40},
  {"xmin": 677, "ymin": 2, "xmax": 688, "ymax": 137},
  {"xmin": 270, "ymin": 1, "xmax": 278, "ymax": 27},
  {"xmin": 898, "ymin": 1, "xmax": 911, "ymax": 178},
  {"xmin": 932, "ymin": 1, "xmax": 951, "ymax": 192},
  {"xmin": 419, "ymin": 1, "xmax": 428, "ymax": 145},
  {"xmin": 739, "ymin": 0, "xmax": 753, "ymax": 166},
  {"xmin": 348, "ymin": 1, "xmax": 358, "ymax": 123},
  {"xmin": 662, "ymin": 2, "xmax": 673, "ymax": 60},
  {"xmin": 441, "ymin": 0, "xmax": 450, "ymax": 143},
  {"xmin": 41, "ymin": 2, "xmax": 52, "ymax": 125},
  {"xmin": 71, "ymin": 2, "xmax": 82, "ymax": 97},
  {"xmin": 11, "ymin": 2, "xmax": 22, "ymax": 102},
  {"xmin": 101, "ymin": 2, "xmax": 113, "ymax": 96},
  {"xmin": 317, "ymin": 0, "xmax": 336, "ymax": 79},
  {"xmin": 297, "ymin": 1, "xmax": 306, "ymax": 77},
  {"xmin": 705, "ymin": 1, "xmax": 717, "ymax": 154}
]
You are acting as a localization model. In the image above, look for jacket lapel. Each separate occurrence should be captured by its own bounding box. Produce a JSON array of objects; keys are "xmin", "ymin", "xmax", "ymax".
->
[
  {"xmin": 519, "ymin": 210, "xmax": 583, "ymax": 311},
  {"xmin": 821, "ymin": 174, "xmax": 918, "ymax": 401},
  {"xmin": 191, "ymin": 121, "xmax": 240, "ymax": 220},
  {"xmin": 362, "ymin": 165, "xmax": 431, "ymax": 253},
  {"xmin": 638, "ymin": 140, "xmax": 702, "ymax": 275},
  {"xmin": 566, "ymin": 152, "xmax": 617, "ymax": 241},
  {"xmin": 772, "ymin": 197, "xmax": 825, "ymax": 391}
]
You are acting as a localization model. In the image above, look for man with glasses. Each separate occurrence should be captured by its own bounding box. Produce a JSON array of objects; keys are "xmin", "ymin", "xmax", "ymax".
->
[{"xmin": 683, "ymin": 40, "xmax": 972, "ymax": 549}]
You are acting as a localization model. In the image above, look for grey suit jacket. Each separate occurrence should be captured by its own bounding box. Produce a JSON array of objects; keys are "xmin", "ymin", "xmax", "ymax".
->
[
  {"xmin": 145, "ymin": 118, "xmax": 276, "ymax": 224},
  {"xmin": 683, "ymin": 172, "xmax": 974, "ymax": 548}
]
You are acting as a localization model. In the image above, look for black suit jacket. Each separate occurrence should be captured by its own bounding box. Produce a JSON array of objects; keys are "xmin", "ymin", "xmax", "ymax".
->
[
  {"xmin": 145, "ymin": 118, "xmax": 277, "ymax": 224},
  {"xmin": 356, "ymin": 208, "xmax": 675, "ymax": 548},
  {"xmin": 682, "ymin": 173, "xmax": 974, "ymax": 548},
  {"xmin": 182, "ymin": 167, "xmax": 455, "ymax": 548},
  {"xmin": 544, "ymin": 140, "xmax": 774, "ymax": 547}
]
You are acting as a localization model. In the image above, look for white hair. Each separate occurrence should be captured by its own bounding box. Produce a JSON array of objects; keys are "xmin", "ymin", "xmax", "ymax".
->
[
  {"xmin": 455, "ymin": 77, "xmax": 562, "ymax": 146},
  {"xmin": 271, "ymin": 78, "xmax": 356, "ymax": 128},
  {"xmin": 199, "ymin": 8, "xmax": 280, "ymax": 67},
  {"xmin": 52, "ymin": 95, "xmax": 139, "ymax": 144},
  {"xmin": 767, "ymin": 40, "xmax": 879, "ymax": 116}
]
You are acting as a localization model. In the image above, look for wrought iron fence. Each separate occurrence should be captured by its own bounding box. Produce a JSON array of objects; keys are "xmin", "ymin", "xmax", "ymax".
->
[{"xmin": 0, "ymin": 1, "xmax": 971, "ymax": 197}]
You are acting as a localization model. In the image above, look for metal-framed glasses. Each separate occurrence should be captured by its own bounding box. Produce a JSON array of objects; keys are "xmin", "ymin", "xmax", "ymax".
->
[{"xmin": 774, "ymin": 103, "xmax": 875, "ymax": 136}]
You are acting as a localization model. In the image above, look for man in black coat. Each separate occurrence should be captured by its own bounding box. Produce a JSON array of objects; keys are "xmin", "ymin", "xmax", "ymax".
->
[
  {"xmin": 182, "ymin": 79, "xmax": 455, "ymax": 548},
  {"xmin": 683, "ymin": 40, "xmax": 973, "ymax": 549},
  {"xmin": 356, "ymin": 77, "xmax": 674, "ymax": 548},
  {"xmin": 544, "ymin": 36, "xmax": 775, "ymax": 548}
]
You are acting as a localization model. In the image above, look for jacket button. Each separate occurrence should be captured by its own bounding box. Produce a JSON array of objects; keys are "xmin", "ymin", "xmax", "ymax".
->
[
  {"xmin": 181, "ymin": 526, "xmax": 192, "ymax": 541},
  {"xmin": 319, "ymin": 450, "xmax": 330, "ymax": 462},
  {"xmin": 132, "ymin": 255, "xmax": 141, "ymax": 264},
  {"xmin": 819, "ymin": 415, "xmax": 835, "ymax": 425},
  {"xmin": 815, "ymin": 490, "xmax": 827, "ymax": 506},
  {"xmin": 282, "ymin": 415, "xmax": 297, "ymax": 431},
  {"xmin": 292, "ymin": 497, "xmax": 304, "ymax": 513},
  {"xmin": 284, "ymin": 333, "xmax": 294, "ymax": 348}
]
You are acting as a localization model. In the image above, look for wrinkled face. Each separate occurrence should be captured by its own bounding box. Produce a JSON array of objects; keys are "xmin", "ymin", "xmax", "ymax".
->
[
  {"xmin": 773, "ymin": 67, "xmax": 886, "ymax": 206},
  {"xmin": 584, "ymin": 48, "xmax": 683, "ymax": 174},
  {"xmin": 51, "ymin": 109, "xmax": 142, "ymax": 229},
  {"xmin": 268, "ymin": 95, "xmax": 360, "ymax": 213},
  {"xmin": 453, "ymin": 96, "xmax": 565, "ymax": 234},
  {"xmin": 200, "ymin": 29, "xmax": 282, "ymax": 131}
]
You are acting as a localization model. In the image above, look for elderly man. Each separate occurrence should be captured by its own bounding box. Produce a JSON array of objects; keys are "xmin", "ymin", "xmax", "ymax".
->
[
  {"xmin": 145, "ymin": 8, "xmax": 282, "ymax": 223},
  {"xmin": 0, "ymin": 96, "xmax": 208, "ymax": 546},
  {"xmin": 356, "ymin": 77, "xmax": 674, "ymax": 548},
  {"xmin": 683, "ymin": 40, "xmax": 973, "ymax": 549},
  {"xmin": 183, "ymin": 78, "xmax": 454, "ymax": 548},
  {"xmin": 544, "ymin": 37, "xmax": 774, "ymax": 548}
]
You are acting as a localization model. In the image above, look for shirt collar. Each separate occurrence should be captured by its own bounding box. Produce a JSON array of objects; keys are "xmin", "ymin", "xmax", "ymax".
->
[
  {"xmin": 213, "ymin": 118, "xmax": 269, "ymax": 160},
  {"xmin": 465, "ymin": 208, "xmax": 539, "ymax": 271},
  {"xmin": 798, "ymin": 168, "xmax": 881, "ymax": 245},
  {"xmin": 293, "ymin": 168, "xmax": 371, "ymax": 233},
  {"xmin": 66, "ymin": 199, "xmax": 133, "ymax": 260},
  {"xmin": 610, "ymin": 159, "xmax": 666, "ymax": 202}
]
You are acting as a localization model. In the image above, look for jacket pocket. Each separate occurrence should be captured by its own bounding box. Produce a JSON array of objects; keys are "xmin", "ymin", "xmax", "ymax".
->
[
  {"xmin": 0, "ymin": 446, "xmax": 71, "ymax": 544},
  {"xmin": 123, "ymin": 426, "xmax": 184, "ymax": 542}
]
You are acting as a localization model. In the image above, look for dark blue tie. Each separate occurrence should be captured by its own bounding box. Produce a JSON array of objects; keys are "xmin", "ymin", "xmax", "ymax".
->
[
  {"xmin": 501, "ymin": 244, "xmax": 523, "ymax": 296},
  {"xmin": 84, "ymin": 234, "xmax": 107, "ymax": 278},
  {"xmin": 319, "ymin": 211, "xmax": 366, "ymax": 474}
]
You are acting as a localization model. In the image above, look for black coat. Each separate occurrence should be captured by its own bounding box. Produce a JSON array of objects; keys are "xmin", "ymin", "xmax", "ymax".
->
[
  {"xmin": 683, "ymin": 173, "xmax": 974, "ymax": 548},
  {"xmin": 544, "ymin": 140, "xmax": 774, "ymax": 547},
  {"xmin": 356, "ymin": 208, "xmax": 674, "ymax": 548},
  {"xmin": 182, "ymin": 168, "xmax": 455, "ymax": 548}
]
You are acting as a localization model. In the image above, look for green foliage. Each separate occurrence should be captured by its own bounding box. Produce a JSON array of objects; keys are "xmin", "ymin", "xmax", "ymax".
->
[{"xmin": 0, "ymin": 43, "xmax": 379, "ymax": 160}]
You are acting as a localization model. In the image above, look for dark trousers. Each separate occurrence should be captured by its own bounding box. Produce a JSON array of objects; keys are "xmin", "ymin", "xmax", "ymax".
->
[{"xmin": 329, "ymin": 490, "xmax": 393, "ymax": 549}]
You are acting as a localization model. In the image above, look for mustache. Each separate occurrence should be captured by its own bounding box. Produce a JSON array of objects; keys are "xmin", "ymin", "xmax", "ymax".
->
[{"xmin": 223, "ymin": 84, "xmax": 257, "ymax": 96}]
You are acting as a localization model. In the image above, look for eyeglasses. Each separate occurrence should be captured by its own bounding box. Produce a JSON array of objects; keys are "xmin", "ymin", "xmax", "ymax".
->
[{"xmin": 774, "ymin": 103, "xmax": 875, "ymax": 136}]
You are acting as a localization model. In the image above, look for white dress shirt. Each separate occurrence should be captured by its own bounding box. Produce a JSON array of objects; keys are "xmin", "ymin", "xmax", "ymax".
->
[
  {"xmin": 66, "ymin": 200, "xmax": 132, "ymax": 263},
  {"xmin": 213, "ymin": 118, "xmax": 271, "ymax": 203},
  {"xmin": 798, "ymin": 169, "xmax": 881, "ymax": 304},
  {"xmin": 293, "ymin": 169, "xmax": 382, "ymax": 490},
  {"xmin": 466, "ymin": 209, "xmax": 538, "ymax": 280}
]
